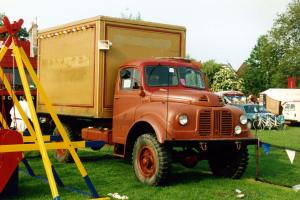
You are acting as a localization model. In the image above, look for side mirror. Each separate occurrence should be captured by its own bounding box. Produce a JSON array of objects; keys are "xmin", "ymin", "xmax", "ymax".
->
[{"xmin": 139, "ymin": 86, "xmax": 146, "ymax": 97}]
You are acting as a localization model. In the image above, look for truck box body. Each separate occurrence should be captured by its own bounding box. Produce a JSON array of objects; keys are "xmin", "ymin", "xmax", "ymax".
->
[{"xmin": 37, "ymin": 16, "xmax": 186, "ymax": 118}]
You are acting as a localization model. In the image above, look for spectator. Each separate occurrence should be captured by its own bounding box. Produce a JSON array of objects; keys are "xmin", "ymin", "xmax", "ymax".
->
[{"xmin": 10, "ymin": 97, "xmax": 32, "ymax": 132}]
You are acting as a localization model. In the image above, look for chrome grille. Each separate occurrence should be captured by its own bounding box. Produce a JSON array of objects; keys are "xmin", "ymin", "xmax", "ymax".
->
[
  {"xmin": 221, "ymin": 110, "xmax": 233, "ymax": 135},
  {"xmin": 199, "ymin": 110, "xmax": 211, "ymax": 136},
  {"xmin": 199, "ymin": 110, "xmax": 233, "ymax": 136}
]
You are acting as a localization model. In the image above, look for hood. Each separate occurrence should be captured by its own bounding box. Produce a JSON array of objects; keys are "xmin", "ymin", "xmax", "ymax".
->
[{"xmin": 150, "ymin": 89, "xmax": 224, "ymax": 107}]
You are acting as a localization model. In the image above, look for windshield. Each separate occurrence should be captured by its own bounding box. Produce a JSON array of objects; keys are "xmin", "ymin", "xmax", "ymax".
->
[
  {"xmin": 244, "ymin": 105, "xmax": 266, "ymax": 113},
  {"xmin": 145, "ymin": 65, "xmax": 205, "ymax": 89}
]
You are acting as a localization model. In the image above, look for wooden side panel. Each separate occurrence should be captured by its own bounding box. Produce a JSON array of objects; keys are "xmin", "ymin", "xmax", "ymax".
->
[
  {"xmin": 266, "ymin": 96, "xmax": 281, "ymax": 115},
  {"xmin": 38, "ymin": 25, "xmax": 98, "ymax": 116},
  {"xmin": 103, "ymin": 23, "xmax": 184, "ymax": 109}
]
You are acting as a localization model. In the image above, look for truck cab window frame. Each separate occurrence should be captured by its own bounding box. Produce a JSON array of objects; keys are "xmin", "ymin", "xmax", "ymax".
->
[{"xmin": 120, "ymin": 67, "xmax": 141, "ymax": 90}]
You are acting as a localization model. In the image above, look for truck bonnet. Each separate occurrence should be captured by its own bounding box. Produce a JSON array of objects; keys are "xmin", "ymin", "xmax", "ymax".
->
[{"xmin": 150, "ymin": 89, "xmax": 224, "ymax": 107}]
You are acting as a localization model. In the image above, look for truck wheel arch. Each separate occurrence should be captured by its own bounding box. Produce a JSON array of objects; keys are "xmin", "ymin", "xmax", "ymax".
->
[{"xmin": 124, "ymin": 119, "xmax": 165, "ymax": 162}]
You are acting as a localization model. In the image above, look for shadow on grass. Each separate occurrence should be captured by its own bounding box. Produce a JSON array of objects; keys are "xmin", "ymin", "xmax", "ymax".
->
[{"xmin": 168, "ymin": 168, "xmax": 214, "ymax": 185}]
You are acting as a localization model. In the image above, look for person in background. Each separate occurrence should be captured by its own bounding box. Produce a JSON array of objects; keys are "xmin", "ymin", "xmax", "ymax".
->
[
  {"xmin": 10, "ymin": 96, "xmax": 32, "ymax": 132},
  {"xmin": 248, "ymin": 95, "xmax": 258, "ymax": 104}
]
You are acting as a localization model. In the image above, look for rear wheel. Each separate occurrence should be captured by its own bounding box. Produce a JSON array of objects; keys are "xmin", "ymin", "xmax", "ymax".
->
[
  {"xmin": 132, "ymin": 134, "xmax": 171, "ymax": 185},
  {"xmin": 208, "ymin": 146, "xmax": 249, "ymax": 179},
  {"xmin": 53, "ymin": 123, "xmax": 76, "ymax": 163}
]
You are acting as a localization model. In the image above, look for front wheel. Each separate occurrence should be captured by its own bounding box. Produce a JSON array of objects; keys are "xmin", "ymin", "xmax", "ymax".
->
[
  {"xmin": 132, "ymin": 134, "xmax": 171, "ymax": 185},
  {"xmin": 53, "ymin": 123, "xmax": 76, "ymax": 163},
  {"xmin": 208, "ymin": 146, "xmax": 249, "ymax": 179}
]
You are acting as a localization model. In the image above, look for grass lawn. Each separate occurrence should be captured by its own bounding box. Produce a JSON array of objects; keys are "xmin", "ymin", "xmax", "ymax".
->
[
  {"xmin": 6, "ymin": 126, "xmax": 300, "ymax": 200},
  {"xmin": 255, "ymin": 126, "xmax": 300, "ymax": 150},
  {"xmin": 253, "ymin": 126, "xmax": 300, "ymax": 188}
]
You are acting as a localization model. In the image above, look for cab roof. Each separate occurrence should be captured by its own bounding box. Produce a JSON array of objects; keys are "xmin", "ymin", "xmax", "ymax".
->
[{"xmin": 121, "ymin": 58, "xmax": 201, "ymax": 69}]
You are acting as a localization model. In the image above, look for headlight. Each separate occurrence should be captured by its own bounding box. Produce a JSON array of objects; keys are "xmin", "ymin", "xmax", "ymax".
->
[
  {"xmin": 235, "ymin": 125, "xmax": 242, "ymax": 135},
  {"xmin": 240, "ymin": 115, "xmax": 247, "ymax": 125},
  {"xmin": 178, "ymin": 114, "xmax": 188, "ymax": 126}
]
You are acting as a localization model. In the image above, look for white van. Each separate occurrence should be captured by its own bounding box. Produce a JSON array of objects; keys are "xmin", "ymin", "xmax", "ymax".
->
[{"xmin": 282, "ymin": 101, "xmax": 300, "ymax": 123}]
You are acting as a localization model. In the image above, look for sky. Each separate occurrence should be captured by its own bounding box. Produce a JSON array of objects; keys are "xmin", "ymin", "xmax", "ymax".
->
[{"xmin": 1, "ymin": 0, "xmax": 292, "ymax": 69}]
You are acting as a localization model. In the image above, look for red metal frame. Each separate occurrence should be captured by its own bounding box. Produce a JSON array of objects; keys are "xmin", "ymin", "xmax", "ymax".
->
[{"xmin": 0, "ymin": 129, "xmax": 23, "ymax": 193}]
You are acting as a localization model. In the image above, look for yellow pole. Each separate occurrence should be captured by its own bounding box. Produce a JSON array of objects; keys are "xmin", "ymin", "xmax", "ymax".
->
[
  {"xmin": 0, "ymin": 36, "xmax": 11, "ymax": 61},
  {"xmin": 12, "ymin": 39, "xmax": 60, "ymax": 199},
  {"xmin": 0, "ymin": 112, "xmax": 8, "ymax": 128},
  {"xmin": 20, "ymin": 47, "xmax": 88, "ymax": 177},
  {"xmin": 0, "ymin": 36, "xmax": 10, "ymax": 129},
  {"xmin": 0, "ymin": 36, "xmax": 35, "ymax": 135},
  {"xmin": 0, "ymin": 67, "xmax": 36, "ymax": 137}
]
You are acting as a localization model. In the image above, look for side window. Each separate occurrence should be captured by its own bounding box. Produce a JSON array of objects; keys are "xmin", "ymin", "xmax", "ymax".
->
[
  {"xmin": 290, "ymin": 104, "xmax": 295, "ymax": 111},
  {"xmin": 120, "ymin": 68, "xmax": 141, "ymax": 90},
  {"xmin": 284, "ymin": 104, "xmax": 290, "ymax": 111}
]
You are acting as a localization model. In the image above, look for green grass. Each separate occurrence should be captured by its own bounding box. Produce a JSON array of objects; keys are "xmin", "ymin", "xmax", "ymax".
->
[
  {"xmin": 254, "ymin": 126, "xmax": 300, "ymax": 150},
  {"xmin": 7, "ymin": 126, "xmax": 300, "ymax": 199},
  {"xmin": 253, "ymin": 126, "xmax": 300, "ymax": 188}
]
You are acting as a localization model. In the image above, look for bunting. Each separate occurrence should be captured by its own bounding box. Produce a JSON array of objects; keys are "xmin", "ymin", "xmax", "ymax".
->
[
  {"xmin": 260, "ymin": 142, "xmax": 298, "ymax": 165},
  {"xmin": 261, "ymin": 143, "xmax": 270, "ymax": 155},
  {"xmin": 285, "ymin": 149, "xmax": 296, "ymax": 164}
]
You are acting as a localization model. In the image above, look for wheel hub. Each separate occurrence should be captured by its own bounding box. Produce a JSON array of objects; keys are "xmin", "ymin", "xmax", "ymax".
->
[{"xmin": 138, "ymin": 146, "xmax": 156, "ymax": 177}]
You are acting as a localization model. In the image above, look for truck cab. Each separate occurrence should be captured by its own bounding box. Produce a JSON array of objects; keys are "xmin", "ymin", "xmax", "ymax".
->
[{"xmin": 112, "ymin": 58, "xmax": 256, "ymax": 185}]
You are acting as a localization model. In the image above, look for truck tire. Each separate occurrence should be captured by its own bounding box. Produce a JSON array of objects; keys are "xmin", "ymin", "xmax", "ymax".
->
[
  {"xmin": 208, "ymin": 146, "xmax": 249, "ymax": 179},
  {"xmin": 132, "ymin": 134, "xmax": 171, "ymax": 185},
  {"xmin": 53, "ymin": 124, "xmax": 76, "ymax": 163}
]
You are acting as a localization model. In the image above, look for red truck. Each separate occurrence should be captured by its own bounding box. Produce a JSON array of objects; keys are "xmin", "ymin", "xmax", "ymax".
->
[{"xmin": 37, "ymin": 16, "xmax": 257, "ymax": 185}]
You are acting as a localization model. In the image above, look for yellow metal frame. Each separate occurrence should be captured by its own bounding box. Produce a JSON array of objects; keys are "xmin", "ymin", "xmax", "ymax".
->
[{"xmin": 0, "ymin": 32, "xmax": 107, "ymax": 199}]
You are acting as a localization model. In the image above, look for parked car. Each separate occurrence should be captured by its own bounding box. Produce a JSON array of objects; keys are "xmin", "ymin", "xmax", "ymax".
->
[
  {"xmin": 215, "ymin": 91, "xmax": 246, "ymax": 104},
  {"xmin": 232, "ymin": 104, "xmax": 284, "ymax": 129}
]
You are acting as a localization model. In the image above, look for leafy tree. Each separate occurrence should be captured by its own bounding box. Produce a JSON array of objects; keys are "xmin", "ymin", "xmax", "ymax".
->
[
  {"xmin": 270, "ymin": 0, "xmax": 300, "ymax": 87},
  {"xmin": 0, "ymin": 13, "xmax": 29, "ymax": 39},
  {"xmin": 121, "ymin": 9, "xmax": 142, "ymax": 20},
  {"xmin": 242, "ymin": 0, "xmax": 300, "ymax": 93},
  {"xmin": 201, "ymin": 60, "xmax": 222, "ymax": 87},
  {"xmin": 211, "ymin": 67, "xmax": 244, "ymax": 92},
  {"xmin": 242, "ymin": 35, "xmax": 277, "ymax": 95}
]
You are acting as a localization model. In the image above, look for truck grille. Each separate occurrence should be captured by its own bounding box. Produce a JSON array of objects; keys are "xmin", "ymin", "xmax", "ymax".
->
[{"xmin": 199, "ymin": 110, "xmax": 233, "ymax": 136}]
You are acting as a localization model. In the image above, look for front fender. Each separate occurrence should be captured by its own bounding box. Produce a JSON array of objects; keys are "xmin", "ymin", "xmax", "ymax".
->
[{"xmin": 133, "ymin": 114, "xmax": 167, "ymax": 144}]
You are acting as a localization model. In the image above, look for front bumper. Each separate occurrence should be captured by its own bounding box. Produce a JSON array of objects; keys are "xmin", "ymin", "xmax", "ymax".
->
[{"xmin": 165, "ymin": 137, "xmax": 258, "ymax": 146}]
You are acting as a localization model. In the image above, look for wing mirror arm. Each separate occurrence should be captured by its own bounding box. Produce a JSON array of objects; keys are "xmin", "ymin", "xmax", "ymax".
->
[{"xmin": 139, "ymin": 86, "xmax": 146, "ymax": 97}]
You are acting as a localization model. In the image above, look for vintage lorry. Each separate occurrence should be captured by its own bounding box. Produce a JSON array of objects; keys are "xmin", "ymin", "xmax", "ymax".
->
[{"xmin": 37, "ymin": 16, "xmax": 257, "ymax": 185}]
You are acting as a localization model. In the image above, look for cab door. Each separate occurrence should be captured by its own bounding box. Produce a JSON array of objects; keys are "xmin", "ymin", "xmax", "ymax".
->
[{"xmin": 112, "ymin": 67, "xmax": 141, "ymax": 144}]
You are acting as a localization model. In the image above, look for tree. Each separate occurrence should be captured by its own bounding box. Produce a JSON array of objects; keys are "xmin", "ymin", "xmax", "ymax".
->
[
  {"xmin": 201, "ymin": 60, "xmax": 222, "ymax": 87},
  {"xmin": 241, "ymin": 35, "xmax": 277, "ymax": 95},
  {"xmin": 270, "ymin": 0, "xmax": 300, "ymax": 86},
  {"xmin": 242, "ymin": 0, "xmax": 300, "ymax": 93},
  {"xmin": 121, "ymin": 8, "xmax": 142, "ymax": 20},
  {"xmin": 0, "ymin": 13, "xmax": 29, "ymax": 39},
  {"xmin": 211, "ymin": 67, "xmax": 244, "ymax": 92}
]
